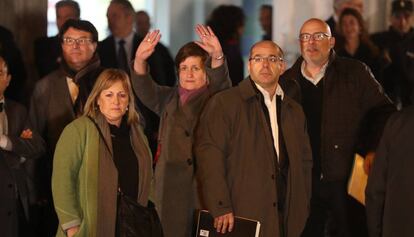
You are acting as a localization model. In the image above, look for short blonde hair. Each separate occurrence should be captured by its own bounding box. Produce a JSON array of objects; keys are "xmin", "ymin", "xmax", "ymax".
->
[{"xmin": 84, "ymin": 68, "xmax": 139, "ymax": 124}]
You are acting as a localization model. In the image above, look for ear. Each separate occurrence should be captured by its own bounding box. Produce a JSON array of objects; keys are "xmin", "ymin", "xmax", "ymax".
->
[
  {"xmin": 329, "ymin": 36, "xmax": 336, "ymax": 49},
  {"xmin": 279, "ymin": 61, "xmax": 286, "ymax": 74}
]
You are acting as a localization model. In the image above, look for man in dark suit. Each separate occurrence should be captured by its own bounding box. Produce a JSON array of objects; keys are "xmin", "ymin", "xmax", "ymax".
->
[
  {"xmin": 34, "ymin": 0, "xmax": 80, "ymax": 78},
  {"xmin": 0, "ymin": 55, "xmax": 45, "ymax": 237},
  {"xmin": 281, "ymin": 18, "xmax": 395, "ymax": 237},
  {"xmin": 99, "ymin": 0, "xmax": 176, "ymax": 156},
  {"xmin": 29, "ymin": 19, "xmax": 103, "ymax": 237},
  {"xmin": 366, "ymin": 106, "xmax": 414, "ymax": 237}
]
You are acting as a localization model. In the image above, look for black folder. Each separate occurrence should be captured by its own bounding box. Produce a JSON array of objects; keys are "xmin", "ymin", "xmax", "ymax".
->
[{"xmin": 195, "ymin": 210, "xmax": 261, "ymax": 237}]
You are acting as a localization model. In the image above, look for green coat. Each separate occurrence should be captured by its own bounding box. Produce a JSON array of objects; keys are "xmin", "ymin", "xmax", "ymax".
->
[{"xmin": 52, "ymin": 114, "xmax": 153, "ymax": 237}]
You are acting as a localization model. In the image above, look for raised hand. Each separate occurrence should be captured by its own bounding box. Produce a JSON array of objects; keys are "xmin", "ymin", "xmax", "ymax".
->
[
  {"xmin": 134, "ymin": 30, "xmax": 161, "ymax": 74},
  {"xmin": 194, "ymin": 24, "xmax": 224, "ymax": 68}
]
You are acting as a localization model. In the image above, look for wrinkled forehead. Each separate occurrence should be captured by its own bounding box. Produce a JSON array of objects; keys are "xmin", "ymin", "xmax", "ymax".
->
[
  {"xmin": 300, "ymin": 20, "xmax": 331, "ymax": 35},
  {"xmin": 250, "ymin": 42, "xmax": 282, "ymax": 57}
]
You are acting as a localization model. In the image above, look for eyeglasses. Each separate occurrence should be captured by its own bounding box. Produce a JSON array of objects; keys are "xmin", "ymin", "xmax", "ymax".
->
[
  {"xmin": 249, "ymin": 56, "xmax": 284, "ymax": 63},
  {"xmin": 62, "ymin": 37, "xmax": 94, "ymax": 45},
  {"xmin": 178, "ymin": 66, "xmax": 203, "ymax": 73},
  {"xmin": 299, "ymin": 32, "xmax": 331, "ymax": 42}
]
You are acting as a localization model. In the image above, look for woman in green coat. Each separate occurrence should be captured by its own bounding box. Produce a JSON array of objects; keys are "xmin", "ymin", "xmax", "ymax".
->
[{"xmin": 52, "ymin": 69, "xmax": 153, "ymax": 237}]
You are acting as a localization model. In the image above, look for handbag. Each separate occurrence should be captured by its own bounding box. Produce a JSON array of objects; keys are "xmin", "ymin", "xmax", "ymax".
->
[{"xmin": 116, "ymin": 190, "xmax": 164, "ymax": 237}]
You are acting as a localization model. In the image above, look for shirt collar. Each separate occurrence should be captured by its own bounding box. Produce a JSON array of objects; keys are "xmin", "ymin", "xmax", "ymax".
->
[
  {"xmin": 254, "ymin": 82, "xmax": 284, "ymax": 102},
  {"xmin": 115, "ymin": 31, "xmax": 135, "ymax": 45},
  {"xmin": 300, "ymin": 60, "xmax": 329, "ymax": 85}
]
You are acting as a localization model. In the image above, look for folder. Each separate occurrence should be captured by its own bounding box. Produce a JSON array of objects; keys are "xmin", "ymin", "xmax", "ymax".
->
[
  {"xmin": 347, "ymin": 154, "xmax": 368, "ymax": 205},
  {"xmin": 195, "ymin": 210, "xmax": 261, "ymax": 237}
]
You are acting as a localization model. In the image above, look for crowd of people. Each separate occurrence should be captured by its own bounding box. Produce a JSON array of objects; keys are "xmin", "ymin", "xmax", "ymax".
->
[{"xmin": 0, "ymin": 0, "xmax": 413, "ymax": 237}]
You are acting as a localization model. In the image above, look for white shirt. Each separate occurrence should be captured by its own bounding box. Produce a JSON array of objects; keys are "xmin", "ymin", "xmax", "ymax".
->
[
  {"xmin": 115, "ymin": 31, "xmax": 135, "ymax": 62},
  {"xmin": 254, "ymin": 82, "xmax": 284, "ymax": 159},
  {"xmin": 300, "ymin": 60, "xmax": 329, "ymax": 85},
  {"xmin": 0, "ymin": 98, "xmax": 11, "ymax": 150}
]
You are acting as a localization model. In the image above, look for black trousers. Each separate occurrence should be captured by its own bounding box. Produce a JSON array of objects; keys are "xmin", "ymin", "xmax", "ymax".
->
[{"xmin": 301, "ymin": 179, "xmax": 368, "ymax": 237}]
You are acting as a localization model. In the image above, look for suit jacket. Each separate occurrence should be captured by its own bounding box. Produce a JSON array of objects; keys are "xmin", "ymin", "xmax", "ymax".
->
[
  {"xmin": 195, "ymin": 78, "xmax": 313, "ymax": 237},
  {"xmin": 131, "ymin": 58, "xmax": 231, "ymax": 237},
  {"xmin": 98, "ymin": 33, "xmax": 176, "ymax": 86},
  {"xmin": 34, "ymin": 35, "xmax": 61, "ymax": 78},
  {"xmin": 0, "ymin": 99, "xmax": 45, "ymax": 237},
  {"xmin": 366, "ymin": 106, "xmax": 414, "ymax": 237},
  {"xmin": 281, "ymin": 51, "xmax": 395, "ymax": 181}
]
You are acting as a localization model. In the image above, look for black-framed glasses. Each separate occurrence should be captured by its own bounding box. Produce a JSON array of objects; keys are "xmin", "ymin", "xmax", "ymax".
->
[
  {"xmin": 62, "ymin": 37, "xmax": 94, "ymax": 45},
  {"xmin": 299, "ymin": 32, "xmax": 331, "ymax": 42},
  {"xmin": 249, "ymin": 56, "xmax": 284, "ymax": 63}
]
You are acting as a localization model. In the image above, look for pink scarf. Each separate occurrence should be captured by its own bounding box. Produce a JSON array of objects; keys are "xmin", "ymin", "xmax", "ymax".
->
[{"xmin": 178, "ymin": 84, "xmax": 208, "ymax": 106}]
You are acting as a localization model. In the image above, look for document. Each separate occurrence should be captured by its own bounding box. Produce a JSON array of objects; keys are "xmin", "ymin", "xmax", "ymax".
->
[
  {"xmin": 195, "ymin": 210, "xmax": 261, "ymax": 237},
  {"xmin": 347, "ymin": 154, "xmax": 368, "ymax": 205}
]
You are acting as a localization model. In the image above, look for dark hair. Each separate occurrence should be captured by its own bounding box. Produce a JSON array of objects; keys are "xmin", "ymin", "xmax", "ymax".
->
[
  {"xmin": 59, "ymin": 19, "xmax": 98, "ymax": 42},
  {"xmin": 174, "ymin": 42, "xmax": 208, "ymax": 70},
  {"xmin": 55, "ymin": 0, "xmax": 81, "ymax": 18},
  {"xmin": 207, "ymin": 5, "xmax": 245, "ymax": 42},
  {"xmin": 110, "ymin": 0, "xmax": 135, "ymax": 16},
  {"xmin": 260, "ymin": 4, "xmax": 273, "ymax": 12},
  {"xmin": 337, "ymin": 8, "xmax": 379, "ymax": 56}
]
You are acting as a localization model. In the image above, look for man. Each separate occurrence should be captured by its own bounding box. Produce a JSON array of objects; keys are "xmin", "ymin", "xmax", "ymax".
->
[
  {"xmin": 99, "ymin": 0, "xmax": 175, "ymax": 84},
  {"xmin": 34, "ymin": 0, "xmax": 80, "ymax": 78},
  {"xmin": 281, "ymin": 18, "xmax": 395, "ymax": 237},
  {"xmin": 371, "ymin": 0, "xmax": 414, "ymax": 108},
  {"xmin": 29, "ymin": 19, "xmax": 103, "ymax": 237},
  {"xmin": 259, "ymin": 5, "xmax": 273, "ymax": 40},
  {"xmin": 366, "ymin": 106, "xmax": 414, "ymax": 237},
  {"xmin": 135, "ymin": 10, "xmax": 176, "ymax": 86},
  {"xmin": 0, "ymin": 55, "xmax": 44, "ymax": 237},
  {"xmin": 195, "ymin": 41, "xmax": 313, "ymax": 237},
  {"xmin": 326, "ymin": 0, "xmax": 364, "ymax": 35}
]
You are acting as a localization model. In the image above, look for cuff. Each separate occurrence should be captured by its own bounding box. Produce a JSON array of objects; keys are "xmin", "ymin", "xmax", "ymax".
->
[{"xmin": 61, "ymin": 219, "xmax": 81, "ymax": 231}]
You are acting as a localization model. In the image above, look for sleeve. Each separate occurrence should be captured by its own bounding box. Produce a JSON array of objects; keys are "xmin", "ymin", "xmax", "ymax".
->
[
  {"xmin": 194, "ymin": 96, "xmax": 233, "ymax": 217},
  {"xmin": 365, "ymin": 113, "xmax": 396, "ymax": 237},
  {"xmin": 357, "ymin": 63, "xmax": 396, "ymax": 153},
  {"xmin": 130, "ymin": 71, "xmax": 175, "ymax": 116},
  {"xmin": 205, "ymin": 57, "xmax": 232, "ymax": 94},
  {"xmin": 51, "ymin": 122, "xmax": 85, "ymax": 231}
]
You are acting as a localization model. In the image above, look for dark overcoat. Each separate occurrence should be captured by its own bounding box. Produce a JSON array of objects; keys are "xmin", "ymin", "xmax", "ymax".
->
[{"xmin": 195, "ymin": 78, "xmax": 313, "ymax": 237}]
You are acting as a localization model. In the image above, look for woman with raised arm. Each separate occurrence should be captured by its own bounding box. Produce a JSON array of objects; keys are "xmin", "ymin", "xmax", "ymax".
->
[{"xmin": 132, "ymin": 25, "xmax": 231, "ymax": 237}]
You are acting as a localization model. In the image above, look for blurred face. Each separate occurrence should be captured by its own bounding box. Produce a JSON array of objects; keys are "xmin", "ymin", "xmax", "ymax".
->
[
  {"xmin": 341, "ymin": 14, "xmax": 361, "ymax": 39},
  {"xmin": 135, "ymin": 12, "xmax": 150, "ymax": 37},
  {"xmin": 97, "ymin": 80, "xmax": 129, "ymax": 126},
  {"xmin": 0, "ymin": 58, "xmax": 11, "ymax": 98},
  {"xmin": 62, "ymin": 27, "xmax": 97, "ymax": 71},
  {"xmin": 107, "ymin": 3, "xmax": 133, "ymax": 38},
  {"xmin": 300, "ymin": 20, "xmax": 335, "ymax": 67},
  {"xmin": 248, "ymin": 42, "xmax": 285, "ymax": 90},
  {"xmin": 391, "ymin": 11, "xmax": 413, "ymax": 34},
  {"xmin": 259, "ymin": 8, "xmax": 272, "ymax": 34},
  {"xmin": 178, "ymin": 56, "xmax": 207, "ymax": 90},
  {"xmin": 56, "ymin": 5, "xmax": 78, "ymax": 31}
]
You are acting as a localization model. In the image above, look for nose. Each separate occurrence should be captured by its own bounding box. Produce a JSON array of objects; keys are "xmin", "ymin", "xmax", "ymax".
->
[{"xmin": 113, "ymin": 95, "xmax": 120, "ymax": 105}]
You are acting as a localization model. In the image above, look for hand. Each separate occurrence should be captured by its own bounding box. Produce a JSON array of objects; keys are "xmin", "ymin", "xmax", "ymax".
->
[
  {"xmin": 194, "ymin": 24, "xmax": 223, "ymax": 59},
  {"xmin": 67, "ymin": 226, "xmax": 79, "ymax": 237},
  {"xmin": 20, "ymin": 129, "xmax": 33, "ymax": 139},
  {"xmin": 134, "ymin": 30, "xmax": 161, "ymax": 74},
  {"xmin": 214, "ymin": 212, "xmax": 234, "ymax": 234},
  {"xmin": 364, "ymin": 152, "xmax": 375, "ymax": 175}
]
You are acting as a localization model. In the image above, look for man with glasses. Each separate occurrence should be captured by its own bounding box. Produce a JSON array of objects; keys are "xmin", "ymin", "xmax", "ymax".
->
[
  {"xmin": 28, "ymin": 19, "xmax": 103, "ymax": 237},
  {"xmin": 371, "ymin": 0, "xmax": 414, "ymax": 108},
  {"xmin": 281, "ymin": 18, "xmax": 395, "ymax": 237},
  {"xmin": 195, "ymin": 40, "xmax": 312, "ymax": 237}
]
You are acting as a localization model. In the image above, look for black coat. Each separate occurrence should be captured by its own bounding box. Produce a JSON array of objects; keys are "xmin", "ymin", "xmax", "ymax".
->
[
  {"xmin": 281, "ymin": 51, "xmax": 395, "ymax": 181},
  {"xmin": 366, "ymin": 106, "xmax": 414, "ymax": 237}
]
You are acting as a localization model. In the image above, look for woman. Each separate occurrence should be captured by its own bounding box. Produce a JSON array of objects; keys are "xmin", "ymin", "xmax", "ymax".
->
[
  {"xmin": 335, "ymin": 8, "xmax": 383, "ymax": 79},
  {"xmin": 52, "ymin": 69, "xmax": 153, "ymax": 237},
  {"xmin": 132, "ymin": 25, "xmax": 231, "ymax": 237}
]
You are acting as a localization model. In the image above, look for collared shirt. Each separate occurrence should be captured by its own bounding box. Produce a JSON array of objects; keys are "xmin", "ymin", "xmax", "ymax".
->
[
  {"xmin": 0, "ymin": 98, "xmax": 11, "ymax": 150},
  {"xmin": 66, "ymin": 77, "xmax": 79, "ymax": 104},
  {"xmin": 254, "ymin": 82, "xmax": 284, "ymax": 159},
  {"xmin": 301, "ymin": 60, "xmax": 329, "ymax": 85},
  {"xmin": 115, "ymin": 31, "xmax": 135, "ymax": 62}
]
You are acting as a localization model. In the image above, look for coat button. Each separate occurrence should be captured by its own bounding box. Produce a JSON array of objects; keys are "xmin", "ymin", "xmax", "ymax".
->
[
  {"xmin": 218, "ymin": 201, "xmax": 223, "ymax": 206},
  {"xmin": 186, "ymin": 159, "xmax": 193, "ymax": 166},
  {"xmin": 271, "ymin": 174, "xmax": 275, "ymax": 179},
  {"xmin": 273, "ymin": 202, "xmax": 276, "ymax": 207},
  {"xmin": 334, "ymin": 145, "xmax": 339, "ymax": 149},
  {"xmin": 184, "ymin": 131, "xmax": 190, "ymax": 137}
]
